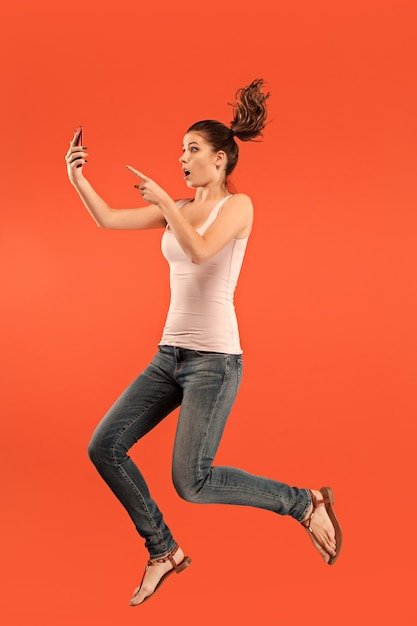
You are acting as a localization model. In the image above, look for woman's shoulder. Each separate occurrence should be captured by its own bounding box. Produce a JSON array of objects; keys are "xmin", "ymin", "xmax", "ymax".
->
[
  {"xmin": 227, "ymin": 192, "xmax": 252, "ymax": 204},
  {"xmin": 217, "ymin": 194, "xmax": 253, "ymax": 231},
  {"xmin": 224, "ymin": 193, "xmax": 253, "ymax": 212}
]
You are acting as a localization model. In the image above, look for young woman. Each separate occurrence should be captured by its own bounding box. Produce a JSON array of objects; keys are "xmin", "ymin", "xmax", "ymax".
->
[{"xmin": 65, "ymin": 79, "xmax": 342, "ymax": 607}]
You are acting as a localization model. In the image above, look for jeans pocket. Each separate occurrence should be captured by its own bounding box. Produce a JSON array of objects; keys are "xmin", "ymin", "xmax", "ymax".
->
[{"xmin": 158, "ymin": 344, "xmax": 173, "ymax": 354}]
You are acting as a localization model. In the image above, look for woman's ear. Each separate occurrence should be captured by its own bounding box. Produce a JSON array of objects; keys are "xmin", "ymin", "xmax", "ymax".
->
[{"xmin": 215, "ymin": 150, "xmax": 227, "ymax": 168}]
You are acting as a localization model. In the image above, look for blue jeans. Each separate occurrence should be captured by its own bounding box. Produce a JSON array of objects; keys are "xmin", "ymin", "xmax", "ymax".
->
[{"xmin": 88, "ymin": 345, "xmax": 310, "ymax": 559}]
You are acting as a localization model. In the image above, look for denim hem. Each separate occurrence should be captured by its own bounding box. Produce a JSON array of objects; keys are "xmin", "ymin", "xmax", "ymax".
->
[
  {"xmin": 149, "ymin": 541, "xmax": 178, "ymax": 561},
  {"xmin": 295, "ymin": 488, "xmax": 312, "ymax": 523}
]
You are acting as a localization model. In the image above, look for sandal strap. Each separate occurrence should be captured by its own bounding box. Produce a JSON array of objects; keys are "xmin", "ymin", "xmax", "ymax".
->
[
  {"xmin": 148, "ymin": 545, "xmax": 180, "ymax": 569},
  {"xmin": 301, "ymin": 490, "xmax": 330, "ymax": 530},
  {"xmin": 167, "ymin": 545, "xmax": 181, "ymax": 570}
]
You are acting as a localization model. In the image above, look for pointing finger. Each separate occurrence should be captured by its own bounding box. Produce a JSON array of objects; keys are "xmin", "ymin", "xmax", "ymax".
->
[{"xmin": 126, "ymin": 165, "xmax": 149, "ymax": 181}]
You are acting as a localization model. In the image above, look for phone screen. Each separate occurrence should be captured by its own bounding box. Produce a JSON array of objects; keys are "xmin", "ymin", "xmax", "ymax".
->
[{"xmin": 74, "ymin": 126, "xmax": 83, "ymax": 146}]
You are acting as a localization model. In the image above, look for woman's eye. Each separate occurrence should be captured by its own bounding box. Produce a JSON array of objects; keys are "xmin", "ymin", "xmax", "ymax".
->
[{"xmin": 190, "ymin": 147, "xmax": 198, "ymax": 153}]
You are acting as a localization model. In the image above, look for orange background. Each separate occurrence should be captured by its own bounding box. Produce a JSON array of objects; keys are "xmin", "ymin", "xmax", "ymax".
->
[{"xmin": 1, "ymin": 1, "xmax": 416, "ymax": 624}]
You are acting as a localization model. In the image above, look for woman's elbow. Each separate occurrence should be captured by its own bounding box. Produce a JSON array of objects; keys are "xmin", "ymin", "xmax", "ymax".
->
[{"xmin": 190, "ymin": 252, "xmax": 208, "ymax": 265}]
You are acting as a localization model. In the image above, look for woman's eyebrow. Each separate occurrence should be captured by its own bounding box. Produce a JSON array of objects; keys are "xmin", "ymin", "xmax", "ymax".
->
[{"xmin": 182, "ymin": 141, "xmax": 200, "ymax": 148}]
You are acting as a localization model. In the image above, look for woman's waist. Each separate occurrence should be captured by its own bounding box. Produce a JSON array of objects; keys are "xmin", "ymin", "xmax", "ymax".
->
[{"xmin": 167, "ymin": 296, "xmax": 236, "ymax": 314}]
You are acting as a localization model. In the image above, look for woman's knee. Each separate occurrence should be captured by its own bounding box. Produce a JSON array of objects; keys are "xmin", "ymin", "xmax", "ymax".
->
[
  {"xmin": 87, "ymin": 430, "xmax": 103, "ymax": 467},
  {"xmin": 173, "ymin": 476, "xmax": 201, "ymax": 503},
  {"xmin": 87, "ymin": 424, "xmax": 116, "ymax": 468},
  {"xmin": 172, "ymin": 462, "xmax": 208, "ymax": 503}
]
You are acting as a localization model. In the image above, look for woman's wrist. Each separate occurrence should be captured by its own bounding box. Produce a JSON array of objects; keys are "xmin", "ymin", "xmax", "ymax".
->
[
  {"xmin": 69, "ymin": 171, "xmax": 86, "ymax": 188},
  {"xmin": 157, "ymin": 195, "xmax": 178, "ymax": 215}
]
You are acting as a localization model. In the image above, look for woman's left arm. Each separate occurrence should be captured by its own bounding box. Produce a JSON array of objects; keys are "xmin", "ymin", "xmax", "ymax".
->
[{"xmin": 126, "ymin": 167, "xmax": 253, "ymax": 264}]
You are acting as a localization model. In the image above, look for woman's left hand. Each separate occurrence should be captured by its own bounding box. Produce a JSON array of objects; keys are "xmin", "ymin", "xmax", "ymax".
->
[{"xmin": 126, "ymin": 166, "xmax": 170, "ymax": 206}]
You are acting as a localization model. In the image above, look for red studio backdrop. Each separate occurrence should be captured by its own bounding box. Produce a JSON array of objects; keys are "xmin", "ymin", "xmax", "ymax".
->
[{"xmin": 1, "ymin": 1, "xmax": 416, "ymax": 625}]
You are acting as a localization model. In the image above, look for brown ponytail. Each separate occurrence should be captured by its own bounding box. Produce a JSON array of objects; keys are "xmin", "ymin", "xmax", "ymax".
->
[
  {"xmin": 230, "ymin": 78, "xmax": 270, "ymax": 142},
  {"xmin": 187, "ymin": 78, "xmax": 270, "ymax": 178}
]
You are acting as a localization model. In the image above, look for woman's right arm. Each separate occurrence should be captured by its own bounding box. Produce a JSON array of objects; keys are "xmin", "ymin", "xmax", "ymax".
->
[{"xmin": 65, "ymin": 132, "xmax": 167, "ymax": 230}]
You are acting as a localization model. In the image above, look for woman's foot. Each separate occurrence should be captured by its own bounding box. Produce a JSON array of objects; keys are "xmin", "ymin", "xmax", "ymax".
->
[
  {"xmin": 130, "ymin": 546, "xmax": 191, "ymax": 606},
  {"xmin": 301, "ymin": 488, "xmax": 340, "ymax": 564}
]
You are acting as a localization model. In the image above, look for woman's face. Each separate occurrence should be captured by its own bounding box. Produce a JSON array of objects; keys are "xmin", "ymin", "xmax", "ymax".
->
[{"xmin": 179, "ymin": 132, "xmax": 226, "ymax": 188}]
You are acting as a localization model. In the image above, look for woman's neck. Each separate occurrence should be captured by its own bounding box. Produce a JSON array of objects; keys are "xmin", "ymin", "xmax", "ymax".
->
[{"xmin": 192, "ymin": 184, "xmax": 230, "ymax": 205}]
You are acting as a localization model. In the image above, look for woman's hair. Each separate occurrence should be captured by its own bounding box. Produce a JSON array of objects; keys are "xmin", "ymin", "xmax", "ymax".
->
[{"xmin": 187, "ymin": 78, "xmax": 270, "ymax": 178}]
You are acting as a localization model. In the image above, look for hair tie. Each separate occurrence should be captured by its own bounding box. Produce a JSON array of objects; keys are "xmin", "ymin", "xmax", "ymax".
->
[{"xmin": 230, "ymin": 127, "xmax": 236, "ymax": 137}]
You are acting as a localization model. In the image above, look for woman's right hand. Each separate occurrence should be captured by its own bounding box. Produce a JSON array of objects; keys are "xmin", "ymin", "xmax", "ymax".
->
[{"xmin": 65, "ymin": 130, "xmax": 88, "ymax": 185}]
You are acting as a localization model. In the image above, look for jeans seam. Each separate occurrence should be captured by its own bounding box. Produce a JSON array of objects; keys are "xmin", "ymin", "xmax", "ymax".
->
[
  {"xmin": 195, "ymin": 354, "xmax": 230, "ymax": 486},
  {"xmin": 116, "ymin": 462, "xmax": 168, "ymax": 552},
  {"xmin": 193, "ymin": 481, "xmax": 294, "ymax": 501},
  {"xmin": 109, "ymin": 392, "xmax": 177, "ymax": 554}
]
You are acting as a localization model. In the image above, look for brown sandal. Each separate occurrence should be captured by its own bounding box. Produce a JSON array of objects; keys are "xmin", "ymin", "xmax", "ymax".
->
[
  {"xmin": 130, "ymin": 545, "xmax": 192, "ymax": 606},
  {"xmin": 301, "ymin": 486, "xmax": 342, "ymax": 565}
]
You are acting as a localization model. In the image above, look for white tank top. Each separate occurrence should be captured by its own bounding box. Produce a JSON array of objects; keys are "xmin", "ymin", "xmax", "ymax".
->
[{"xmin": 159, "ymin": 195, "xmax": 248, "ymax": 354}]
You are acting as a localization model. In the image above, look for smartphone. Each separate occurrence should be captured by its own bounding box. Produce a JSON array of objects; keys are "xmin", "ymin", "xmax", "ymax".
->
[
  {"xmin": 74, "ymin": 125, "xmax": 83, "ymax": 146},
  {"xmin": 74, "ymin": 126, "xmax": 84, "ymax": 167}
]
